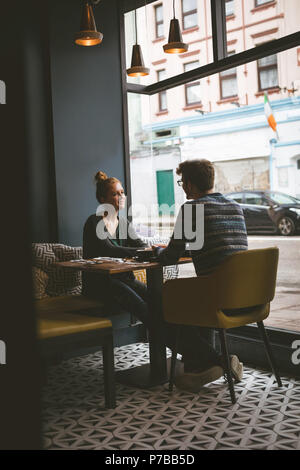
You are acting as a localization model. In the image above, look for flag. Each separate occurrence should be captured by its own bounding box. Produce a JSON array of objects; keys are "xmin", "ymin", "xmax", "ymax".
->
[{"xmin": 264, "ymin": 92, "xmax": 278, "ymax": 134}]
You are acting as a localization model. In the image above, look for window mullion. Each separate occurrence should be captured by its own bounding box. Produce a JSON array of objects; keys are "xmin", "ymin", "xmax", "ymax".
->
[{"xmin": 211, "ymin": 0, "xmax": 227, "ymax": 61}]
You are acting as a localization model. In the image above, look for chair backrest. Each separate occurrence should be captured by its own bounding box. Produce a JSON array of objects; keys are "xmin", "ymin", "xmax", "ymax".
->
[{"xmin": 213, "ymin": 247, "xmax": 279, "ymax": 310}]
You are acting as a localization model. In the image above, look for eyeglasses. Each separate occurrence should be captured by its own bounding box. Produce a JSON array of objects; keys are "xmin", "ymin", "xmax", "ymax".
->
[{"xmin": 177, "ymin": 180, "xmax": 183, "ymax": 187}]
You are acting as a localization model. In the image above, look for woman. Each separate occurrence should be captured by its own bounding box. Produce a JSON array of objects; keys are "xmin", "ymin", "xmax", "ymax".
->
[{"xmin": 83, "ymin": 171, "xmax": 151, "ymax": 326}]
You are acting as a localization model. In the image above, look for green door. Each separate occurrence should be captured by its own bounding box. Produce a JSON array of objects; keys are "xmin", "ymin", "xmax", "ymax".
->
[{"xmin": 156, "ymin": 170, "xmax": 175, "ymax": 215}]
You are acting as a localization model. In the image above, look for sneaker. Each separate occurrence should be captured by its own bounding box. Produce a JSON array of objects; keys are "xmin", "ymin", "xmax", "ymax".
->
[
  {"xmin": 174, "ymin": 366, "xmax": 224, "ymax": 392},
  {"xmin": 230, "ymin": 355, "xmax": 243, "ymax": 383},
  {"xmin": 221, "ymin": 355, "xmax": 243, "ymax": 383}
]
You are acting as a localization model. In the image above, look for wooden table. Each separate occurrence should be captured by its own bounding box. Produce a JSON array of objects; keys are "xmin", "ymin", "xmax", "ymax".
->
[{"xmin": 57, "ymin": 256, "xmax": 192, "ymax": 388}]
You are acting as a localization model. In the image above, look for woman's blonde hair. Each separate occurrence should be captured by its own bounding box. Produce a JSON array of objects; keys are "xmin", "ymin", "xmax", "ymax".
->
[{"xmin": 94, "ymin": 171, "xmax": 121, "ymax": 203}]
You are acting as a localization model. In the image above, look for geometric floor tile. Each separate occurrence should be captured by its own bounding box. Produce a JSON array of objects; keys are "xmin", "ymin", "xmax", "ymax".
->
[{"xmin": 42, "ymin": 343, "xmax": 300, "ymax": 450}]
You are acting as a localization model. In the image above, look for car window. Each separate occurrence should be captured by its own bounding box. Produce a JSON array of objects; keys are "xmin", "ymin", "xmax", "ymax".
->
[
  {"xmin": 269, "ymin": 192, "xmax": 300, "ymax": 205},
  {"xmin": 227, "ymin": 193, "xmax": 244, "ymax": 203},
  {"xmin": 244, "ymin": 193, "xmax": 269, "ymax": 206}
]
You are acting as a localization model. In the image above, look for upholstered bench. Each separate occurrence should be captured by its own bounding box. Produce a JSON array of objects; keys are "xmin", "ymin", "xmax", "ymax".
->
[
  {"xmin": 32, "ymin": 242, "xmax": 179, "ymax": 350},
  {"xmin": 32, "ymin": 241, "xmax": 178, "ymax": 407},
  {"xmin": 38, "ymin": 309, "xmax": 115, "ymax": 409}
]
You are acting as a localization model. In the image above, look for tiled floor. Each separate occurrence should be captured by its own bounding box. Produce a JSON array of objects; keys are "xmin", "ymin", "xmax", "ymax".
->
[{"xmin": 42, "ymin": 343, "xmax": 300, "ymax": 450}]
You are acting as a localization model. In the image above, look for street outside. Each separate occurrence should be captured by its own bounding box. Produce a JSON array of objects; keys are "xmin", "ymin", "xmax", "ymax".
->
[{"xmin": 178, "ymin": 235, "xmax": 300, "ymax": 332}]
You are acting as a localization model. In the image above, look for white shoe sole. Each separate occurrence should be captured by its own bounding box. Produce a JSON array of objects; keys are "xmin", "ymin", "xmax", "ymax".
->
[{"xmin": 230, "ymin": 355, "xmax": 243, "ymax": 383}]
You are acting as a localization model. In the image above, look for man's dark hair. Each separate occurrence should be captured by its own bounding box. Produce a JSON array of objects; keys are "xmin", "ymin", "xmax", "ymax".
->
[{"xmin": 176, "ymin": 159, "xmax": 215, "ymax": 192}]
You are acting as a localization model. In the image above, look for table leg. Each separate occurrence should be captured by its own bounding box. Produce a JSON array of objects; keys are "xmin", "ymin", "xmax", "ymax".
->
[
  {"xmin": 147, "ymin": 267, "xmax": 167, "ymax": 382},
  {"xmin": 116, "ymin": 267, "xmax": 182, "ymax": 388}
]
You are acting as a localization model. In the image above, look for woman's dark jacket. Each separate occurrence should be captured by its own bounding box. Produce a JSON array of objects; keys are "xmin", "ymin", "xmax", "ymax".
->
[{"xmin": 82, "ymin": 214, "xmax": 147, "ymax": 299}]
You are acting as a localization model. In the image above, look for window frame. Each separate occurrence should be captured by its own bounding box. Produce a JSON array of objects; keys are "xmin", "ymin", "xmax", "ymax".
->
[
  {"xmin": 225, "ymin": 0, "xmax": 235, "ymax": 17},
  {"xmin": 157, "ymin": 69, "xmax": 167, "ymax": 112},
  {"xmin": 257, "ymin": 53, "xmax": 279, "ymax": 91},
  {"xmin": 154, "ymin": 3, "xmax": 164, "ymax": 39},
  {"xmin": 181, "ymin": 0, "xmax": 198, "ymax": 31},
  {"xmin": 184, "ymin": 61, "xmax": 201, "ymax": 106},
  {"xmin": 255, "ymin": 0, "xmax": 274, "ymax": 7},
  {"xmin": 219, "ymin": 50, "xmax": 238, "ymax": 99}
]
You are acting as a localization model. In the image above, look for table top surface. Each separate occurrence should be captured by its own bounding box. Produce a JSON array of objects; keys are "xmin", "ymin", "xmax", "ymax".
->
[{"xmin": 56, "ymin": 257, "xmax": 192, "ymax": 274}]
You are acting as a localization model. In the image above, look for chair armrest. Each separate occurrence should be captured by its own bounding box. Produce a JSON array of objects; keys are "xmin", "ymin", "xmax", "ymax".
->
[{"xmin": 162, "ymin": 275, "xmax": 218, "ymax": 326}]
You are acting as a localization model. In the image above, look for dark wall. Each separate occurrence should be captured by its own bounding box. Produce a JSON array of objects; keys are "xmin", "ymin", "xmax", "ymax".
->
[
  {"xmin": 49, "ymin": 0, "xmax": 126, "ymax": 245},
  {"xmin": 25, "ymin": 2, "xmax": 58, "ymax": 242},
  {"xmin": 0, "ymin": 0, "xmax": 42, "ymax": 449}
]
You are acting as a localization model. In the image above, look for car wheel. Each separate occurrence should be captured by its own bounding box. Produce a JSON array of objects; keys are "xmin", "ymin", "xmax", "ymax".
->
[{"xmin": 277, "ymin": 216, "xmax": 295, "ymax": 236}]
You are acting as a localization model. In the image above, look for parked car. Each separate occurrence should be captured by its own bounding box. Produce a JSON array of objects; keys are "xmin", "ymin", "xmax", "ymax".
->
[{"xmin": 225, "ymin": 190, "xmax": 300, "ymax": 236}]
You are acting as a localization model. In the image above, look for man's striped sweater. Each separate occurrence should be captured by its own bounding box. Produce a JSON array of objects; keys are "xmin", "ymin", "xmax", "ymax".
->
[{"xmin": 157, "ymin": 192, "xmax": 248, "ymax": 275}]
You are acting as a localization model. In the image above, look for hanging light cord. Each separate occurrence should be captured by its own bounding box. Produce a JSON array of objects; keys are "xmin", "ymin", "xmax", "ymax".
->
[
  {"xmin": 173, "ymin": 0, "xmax": 175, "ymax": 19},
  {"xmin": 135, "ymin": 8, "xmax": 138, "ymax": 44}
]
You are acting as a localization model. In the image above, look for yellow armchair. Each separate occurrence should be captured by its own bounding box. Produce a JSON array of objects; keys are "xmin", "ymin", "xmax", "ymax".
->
[{"xmin": 162, "ymin": 248, "xmax": 282, "ymax": 403}]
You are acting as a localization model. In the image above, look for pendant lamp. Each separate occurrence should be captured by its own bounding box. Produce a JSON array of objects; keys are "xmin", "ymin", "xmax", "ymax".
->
[
  {"xmin": 127, "ymin": 8, "xmax": 149, "ymax": 77},
  {"xmin": 75, "ymin": 1, "xmax": 103, "ymax": 47},
  {"xmin": 163, "ymin": 0, "xmax": 188, "ymax": 54}
]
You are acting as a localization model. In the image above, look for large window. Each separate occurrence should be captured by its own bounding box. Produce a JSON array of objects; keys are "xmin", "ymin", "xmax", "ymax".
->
[
  {"xmin": 154, "ymin": 4, "xmax": 164, "ymax": 39},
  {"xmin": 257, "ymin": 54, "xmax": 279, "ymax": 91},
  {"xmin": 182, "ymin": 0, "xmax": 198, "ymax": 30},
  {"xmin": 219, "ymin": 52, "xmax": 238, "ymax": 99},
  {"xmin": 157, "ymin": 69, "xmax": 167, "ymax": 111},
  {"xmin": 184, "ymin": 61, "xmax": 201, "ymax": 106},
  {"xmin": 124, "ymin": 1, "xmax": 300, "ymax": 356}
]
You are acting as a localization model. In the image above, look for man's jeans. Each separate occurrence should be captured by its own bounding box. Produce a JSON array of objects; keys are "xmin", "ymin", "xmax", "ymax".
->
[{"xmin": 108, "ymin": 278, "xmax": 221, "ymax": 372}]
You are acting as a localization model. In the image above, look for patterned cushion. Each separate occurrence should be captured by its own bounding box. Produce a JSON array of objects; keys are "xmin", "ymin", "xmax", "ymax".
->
[
  {"xmin": 143, "ymin": 236, "xmax": 179, "ymax": 281},
  {"xmin": 32, "ymin": 267, "xmax": 49, "ymax": 300},
  {"xmin": 134, "ymin": 269, "xmax": 147, "ymax": 284},
  {"xmin": 135, "ymin": 235, "xmax": 179, "ymax": 283},
  {"xmin": 32, "ymin": 244, "xmax": 83, "ymax": 297}
]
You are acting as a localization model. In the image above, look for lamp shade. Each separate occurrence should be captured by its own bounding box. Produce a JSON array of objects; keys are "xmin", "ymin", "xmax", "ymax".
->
[
  {"xmin": 127, "ymin": 45, "xmax": 150, "ymax": 77},
  {"xmin": 163, "ymin": 18, "xmax": 188, "ymax": 54},
  {"xmin": 75, "ymin": 2, "xmax": 103, "ymax": 46}
]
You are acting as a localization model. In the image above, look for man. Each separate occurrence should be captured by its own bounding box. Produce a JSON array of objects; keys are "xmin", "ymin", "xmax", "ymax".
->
[{"xmin": 155, "ymin": 159, "xmax": 248, "ymax": 392}]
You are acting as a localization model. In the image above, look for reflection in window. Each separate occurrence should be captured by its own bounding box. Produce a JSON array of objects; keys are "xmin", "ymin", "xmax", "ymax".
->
[
  {"xmin": 220, "ymin": 52, "xmax": 238, "ymax": 99},
  {"xmin": 257, "ymin": 54, "xmax": 279, "ymax": 90},
  {"xmin": 244, "ymin": 193, "xmax": 269, "ymax": 205},
  {"xmin": 225, "ymin": 0, "xmax": 235, "ymax": 16},
  {"xmin": 255, "ymin": 0, "xmax": 273, "ymax": 6},
  {"xmin": 154, "ymin": 4, "xmax": 164, "ymax": 39},
  {"xmin": 182, "ymin": 0, "xmax": 198, "ymax": 30},
  {"xmin": 269, "ymin": 192, "xmax": 300, "ymax": 205},
  {"xmin": 228, "ymin": 193, "xmax": 244, "ymax": 203},
  {"xmin": 184, "ymin": 61, "xmax": 201, "ymax": 106},
  {"xmin": 157, "ymin": 69, "xmax": 167, "ymax": 111}
]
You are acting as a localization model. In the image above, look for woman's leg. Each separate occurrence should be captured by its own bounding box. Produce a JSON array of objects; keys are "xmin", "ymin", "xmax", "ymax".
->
[{"xmin": 109, "ymin": 278, "xmax": 150, "ymax": 328}]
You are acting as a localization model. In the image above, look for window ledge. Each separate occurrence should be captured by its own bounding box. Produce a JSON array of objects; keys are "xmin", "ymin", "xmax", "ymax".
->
[
  {"xmin": 226, "ymin": 14, "xmax": 236, "ymax": 21},
  {"xmin": 183, "ymin": 103, "xmax": 202, "ymax": 111},
  {"xmin": 255, "ymin": 87, "xmax": 280, "ymax": 96},
  {"xmin": 156, "ymin": 110, "xmax": 168, "ymax": 116},
  {"xmin": 216, "ymin": 96, "xmax": 239, "ymax": 105},
  {"xmin": 152, "ymin": 36, "xmax": 165, "ymax": 44},
  {"xmin": 251, "ymin": 1, "xmax": 276, "ymax": 14},
  {"xmin": 182, "ymin": 26, "xmax": 199, "ymax": 35}
]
